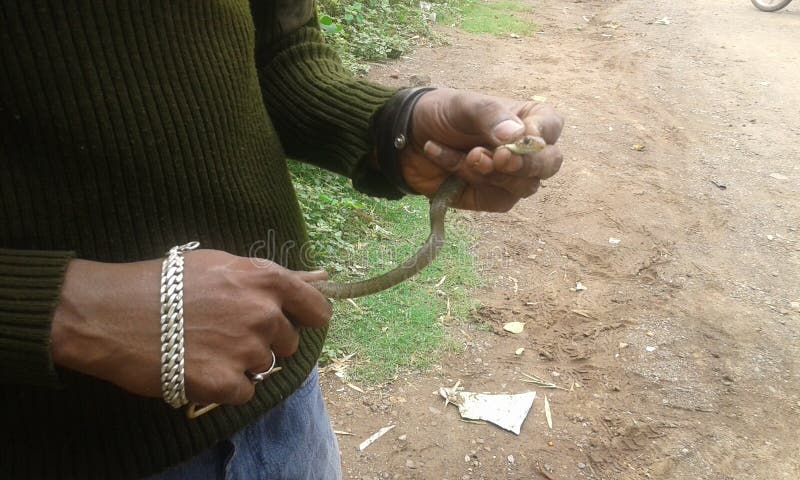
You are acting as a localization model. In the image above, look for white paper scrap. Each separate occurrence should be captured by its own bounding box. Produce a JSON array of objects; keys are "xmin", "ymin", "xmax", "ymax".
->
[{"xmin": 440, "ymin": 388, "xmax": 536, "ymax": 435}]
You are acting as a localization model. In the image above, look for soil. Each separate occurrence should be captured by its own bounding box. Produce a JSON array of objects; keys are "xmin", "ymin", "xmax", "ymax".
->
[{"xmin": 322, "ymin": 0, "xmax": 800, "ymax": 478}]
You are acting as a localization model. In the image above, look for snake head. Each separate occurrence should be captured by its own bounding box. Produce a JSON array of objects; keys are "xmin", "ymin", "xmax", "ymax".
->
[{"xmin": 498, "ymin": 135, "xmax": 545, "ymax": 155}]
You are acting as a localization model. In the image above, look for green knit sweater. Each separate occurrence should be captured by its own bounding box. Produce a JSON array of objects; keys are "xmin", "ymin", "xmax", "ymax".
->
[{"xmin": 0, "ymin": 1, "xmax": 401, "ymax": 478}]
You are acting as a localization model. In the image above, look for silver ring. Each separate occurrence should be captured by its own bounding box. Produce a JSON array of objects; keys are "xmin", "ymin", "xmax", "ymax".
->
[{"xmin": 247, "ymin": 351, "xmax": 277, "ymax": 384}]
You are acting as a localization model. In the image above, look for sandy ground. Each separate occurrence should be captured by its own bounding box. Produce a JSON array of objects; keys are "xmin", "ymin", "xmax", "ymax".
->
[{"xmin": 322, "ymin": 0, "xmax": 800, "ymax": 478}]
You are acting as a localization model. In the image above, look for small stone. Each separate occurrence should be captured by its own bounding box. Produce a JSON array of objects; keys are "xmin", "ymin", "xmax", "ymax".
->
[
  {"xmin": 619, "ymin": 342, "xmax": 629, "ymax": 349},
  {"xmin": 398, "ymin": 434, "xmax": 407, "ymax": 442},
  {"xmin": 405, "ymin": 459, "xmax": 416, "ymax": 469},
  {"xmin": 645, "ymin": 346, "xmax": 657, "ymax": 352},
  {"xmin": 476, "ymin": 438, "xmax": 484, "ymax": 444},
  {"xmin": 547, "ymin": 441, "xmax": 554, "ymax": 447},
  {"xmin": 507, "ymin": 455, "xmax": 515, "ymax": 464},
  {"xmin": 465, "ymin": 455, "xmax": 471, "ymax": 463},
  {"xmin": 578, "ymin": 462, "xmax": 587, "ymax": 469},
  {"xmin": 408, "ymin": 74, "xmax": 432, "ymax": 87},
  {"xmin": 767, "ymin": 235, "xmax": 775, "ymax": 241},
  {"xmin": 515, "ymin": 347, "xmax": 525, "ymax": 355},
  {"xmin": 791, "ymin": 301, "xmax": 800, "ymax": 311},
  {"xmin": 646, "ymin": 331, "xmax": 654, "ymax": 337}
]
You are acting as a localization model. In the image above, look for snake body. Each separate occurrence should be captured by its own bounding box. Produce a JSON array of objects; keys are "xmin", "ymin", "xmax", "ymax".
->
[
  {"xmin": 310, "ymin": 136, "xmax": 544, "ymax": 299},
  {"xmin": 187, "ymin": 136, "xmax": 544, "ymax": 419}
]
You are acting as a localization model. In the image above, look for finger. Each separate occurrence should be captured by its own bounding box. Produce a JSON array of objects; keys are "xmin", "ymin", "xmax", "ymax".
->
[
  {"xmin": 424, "ymin": 141, "xmax": 494, "ymax": 176},
  {"xmin": 485, "ymin": 175, "xmax": 541, "ymax": 199},
  {"xmin": 187, "ymin": 367, "xmax": 256, "ymax": 406},
  {"xmin": 492, "ymin": 148, "xmax": 524, "ymax": 173},
  {"xmin": 225, "ymin": 375, "xmax": 256, "ymax": 405},
  {"xmin": 531, "ymin": 145, "xmax": 563, "ymax": 180},
  {"xmin": 259, "ymin": 306, "xmax": 301, "ymax": 357},
  {"xmin": 246, "ymin": 350, "xmax": 277, "ymax": 380},
  {"xmin": 456, "ymin": 185, "xmax": 519, "ymax": 213},
  {"xmin": 272, "ymin": 271, "xmax": 332, "ymax": 329},
  {"xmin": 295, "ymin": 269, "xmax": 329, "ymax": 282},
  {"xmin": 523, "ymin": 104, "xmax": 564, "ymax": 145},
  {"xmin": 493, "ymin": 145, "xmax": 563, "ymax": 178}
]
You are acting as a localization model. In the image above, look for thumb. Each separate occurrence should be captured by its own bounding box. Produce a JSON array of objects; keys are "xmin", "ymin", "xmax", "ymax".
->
[
  {"xmin": 463, "ymin": 96, "xmax": 525, "ymax": 145},
  {"xmin": 490, "ymin": 117, "xmax": 526, "ymax": 145}
]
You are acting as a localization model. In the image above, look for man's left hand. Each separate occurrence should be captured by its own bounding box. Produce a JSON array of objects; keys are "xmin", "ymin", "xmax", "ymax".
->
[{"xmin": 400, "ymin": 88, "xmax": 564, "ymax": 212}]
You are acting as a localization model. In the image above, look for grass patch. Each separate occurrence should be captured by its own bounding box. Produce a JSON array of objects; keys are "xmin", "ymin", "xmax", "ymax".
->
[
  {"xmin": 441, "ymin": 0, "xmax": 537, "ymax": 36},
  {"xmin": 290, "ymin": 161, "xmax": 480, "ymax": 383},
  {"xmin": 318, "ymin": 0, "xmax": 440, "ymax": 74}
]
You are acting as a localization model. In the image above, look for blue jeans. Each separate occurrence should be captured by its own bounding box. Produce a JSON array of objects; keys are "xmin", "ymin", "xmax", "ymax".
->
[{"xmin": 148, "ymin": 368, "xmax": 341, "ymax": 480}]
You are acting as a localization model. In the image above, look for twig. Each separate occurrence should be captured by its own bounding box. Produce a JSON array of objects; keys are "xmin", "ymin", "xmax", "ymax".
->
[
  {"xmin": 346, "ymin": 298, "xmax": 363, "ymax": 313},
  {"xmin": 544, "ymin": 395, "xmax": 553, "ymax": 429},
  {"xmin": 358, "ymin": 425, "xmax": 395, "ymax": 451},
  {"xmin": 346, "ymin": 383, "xmax": 365, "ymax": 393},
  {"xmin": 459, "ymin": 419, "xmax": 487, "ymax": 425},
  {"xmin": 520, "ymin": 371, "xmax": 568, "ymax": 390}
]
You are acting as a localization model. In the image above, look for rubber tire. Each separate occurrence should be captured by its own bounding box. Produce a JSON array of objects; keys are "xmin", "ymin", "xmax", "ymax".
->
[{"xmin": 751, "ymin": 0, "xmax": 792, "ymax": 11}]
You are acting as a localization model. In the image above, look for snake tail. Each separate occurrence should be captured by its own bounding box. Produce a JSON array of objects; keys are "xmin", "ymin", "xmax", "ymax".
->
[{"xmin": 310, "ymin": 177, "xmax": 465, "ymax": 299}]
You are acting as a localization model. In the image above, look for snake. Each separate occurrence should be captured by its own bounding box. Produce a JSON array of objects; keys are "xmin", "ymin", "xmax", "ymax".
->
[
  {"xmin": 309, "ymin": 135, "xmax": 545, "ymax": 299},
  {"xmin": 186, "ymin": 136, "xmax": 544, "ymax": 419}
]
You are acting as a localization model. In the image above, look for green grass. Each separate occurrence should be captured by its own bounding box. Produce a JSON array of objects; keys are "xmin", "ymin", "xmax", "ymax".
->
[
  {"xmin": 289, "ymin": 161, "xmax": 480, "ymax": 383},
  {"xmin": 441, "ymin": 0, "xmax": 537, "ymax": 36}
]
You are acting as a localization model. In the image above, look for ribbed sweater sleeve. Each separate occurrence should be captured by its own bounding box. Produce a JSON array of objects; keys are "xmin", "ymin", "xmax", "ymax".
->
[
  {"xmin": 0, "ymin": 249, "xmax": 73, "ymax": 387},
  {"xmin": 252, "ymin": 3, "xmax": 404, "ymax": 198}
]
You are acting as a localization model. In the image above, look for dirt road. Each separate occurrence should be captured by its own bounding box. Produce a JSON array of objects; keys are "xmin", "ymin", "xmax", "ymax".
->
[{"xmin": 323, "ymin": 1, "xmax": 800, "ymax": 478}]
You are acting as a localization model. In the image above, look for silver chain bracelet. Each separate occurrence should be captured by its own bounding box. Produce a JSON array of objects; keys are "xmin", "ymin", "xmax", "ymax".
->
[{"xmin": 159, "ymin": 241, "xmax": 200, "ymax": 408}]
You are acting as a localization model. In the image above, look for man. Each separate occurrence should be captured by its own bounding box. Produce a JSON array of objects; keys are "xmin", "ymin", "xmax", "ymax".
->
[{"xmin": 0, "ymin": 1, "xmax": 563, "ymax": 478}]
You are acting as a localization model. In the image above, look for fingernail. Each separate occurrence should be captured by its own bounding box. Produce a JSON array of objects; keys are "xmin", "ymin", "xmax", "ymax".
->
[
  {"xmin": 493, "ymin": 120, "xmax": 524, "ymax": 142},
  {"xmin": 424, "ymin": 141, "xmax": 442, "ymax": 158}
]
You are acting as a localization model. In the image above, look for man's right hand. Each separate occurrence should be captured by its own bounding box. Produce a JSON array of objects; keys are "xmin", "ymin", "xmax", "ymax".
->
[{"xmin": 50, "ymin": 250, "xmax": 332, "ymax": 406}]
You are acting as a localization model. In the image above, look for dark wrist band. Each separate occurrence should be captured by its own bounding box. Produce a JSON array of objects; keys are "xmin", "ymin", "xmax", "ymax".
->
[{"xmin": 370, "ymin": 87, "xmax": 437, "ymax": 195}]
